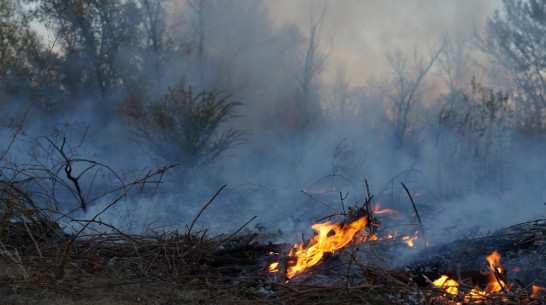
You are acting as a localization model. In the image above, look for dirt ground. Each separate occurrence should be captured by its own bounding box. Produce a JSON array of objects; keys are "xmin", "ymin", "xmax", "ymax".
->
[{"xmin": 0, "ymin": 254, "xmax": 269, "ymax": 305}]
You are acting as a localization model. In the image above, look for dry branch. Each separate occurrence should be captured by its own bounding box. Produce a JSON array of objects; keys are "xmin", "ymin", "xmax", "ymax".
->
[{"xmin": 401, "ymin": 182, "xmax": 427, "ymax": 246}]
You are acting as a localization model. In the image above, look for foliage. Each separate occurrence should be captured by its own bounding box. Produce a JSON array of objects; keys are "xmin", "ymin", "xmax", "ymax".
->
[
  {"xmin": 484, "ymin": 0, "xmax": 546, "ymax": 130},
  {"xmin": 23, "ymin": 0, "xmax": 178, "ymax": 117},
  {"xmin": 440, "ymin": 77, "xmax": 512, "ymax": 140},
  {"xmin": 439, "ymin": 78, "xmax": 513, "ymax": 190},
  {"xmin": 0, "ymin": 0, "xmax": 43, "ymax": 105},
  {"xmin": 120, "ymin": 80, "xmax": 246, "ymax": 176}
]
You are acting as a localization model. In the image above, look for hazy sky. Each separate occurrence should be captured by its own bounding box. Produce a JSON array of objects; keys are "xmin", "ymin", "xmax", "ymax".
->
[{"xmin": 266, "ymin": 0, "xmax": 503, "ymax": 85}]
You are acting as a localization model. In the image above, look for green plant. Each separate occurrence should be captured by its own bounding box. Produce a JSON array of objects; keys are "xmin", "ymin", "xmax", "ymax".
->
[{"xmin": 120, "ymin": 80, "xmax": 246, "ymax": 178}]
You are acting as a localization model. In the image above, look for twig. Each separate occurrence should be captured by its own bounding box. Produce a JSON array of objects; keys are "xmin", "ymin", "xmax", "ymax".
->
[
  {"xmin": 57, "ymin": 193, "xmax": 126, "ymax": 279},
  {"xmin": 490, "ymin": 266, "xmax": 506, "ymax": 293},
  {"xmin": 400, "ymin": 182, "xmax": 427, "ymax": 246},
  {"xmin": 301, "ymin": 190, "xmax": 340, "ymax": 214},
  {"xmin": 339, "ymin": 191, "xmax": 348, "ymax": 215},
  {"xmin": 218, "ymin": 215, "xmax": 257, "ymax": 244},
  {"xmin": 71, "ymin": 218, "xmax": 141, "ymax": 245},
  {"xmin": 364, "ymin": 179, "xmax": 374, "ymax": 235},
  {"xmin": 188, "ymin": 185, "xmax": 227, "ymax": 236},
  {"xmin": 56, "ymin": 166, "xmax": 173, "ymax": 279},
  {"xmin": 21, "ymin": 218, "xmax": 43, "ymax": 258},
  {"xmin": 47, "ymin": 137, "xmax": 87, "ymax": 211}
]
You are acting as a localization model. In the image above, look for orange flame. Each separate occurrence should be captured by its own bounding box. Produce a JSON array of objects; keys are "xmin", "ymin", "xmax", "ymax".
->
[
  {"xmin": 484, "ymin": 250, "xmax": 505, "ymax": 294},
  {"xmin": 378, "ymin": 230, "xmax": 420, "ymax": 248},
  {"xmin": 372, "ymin": 204, "xmax": 402, "ymax": 217},
  {"xmin": 433, "ymin": 250, "xmax": 510, "ymax": 303},
  {"xmin": 531, "ymin": 285, "xmax": 546, "ymax": 298},
  {"xmin": 401, "ymin": 234, "xmax": 418, "ymax": 248},
  {"xmin": 268, "ymin": 262, "xmax": 279, "ymax": 273},
  {"xmin": 270, "ymin": 217, "xmax": 368, "ymax": 278},
  {"xmin": 432, "ymin": 275, "xmax": 459, "ymax": 295}
]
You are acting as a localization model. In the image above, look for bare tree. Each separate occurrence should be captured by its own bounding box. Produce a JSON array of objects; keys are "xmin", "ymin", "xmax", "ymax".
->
[
  {"xmin": 142, "ymin": 0, "xmax": 166, "ymax": 82},
  {"xmin": 294, "ymin": 4, "xmax": 329, "ymax": 141},
  {"xmin": 373, "ymin": 44, "xmax": 445, "ymax": 150},
  {"xmin": 437, "ymin": 38, "xmax": 469, "ymax": 106},
  {"xmin": 186, "ymin": 0, "xmax": 207, "ymax": 57}
]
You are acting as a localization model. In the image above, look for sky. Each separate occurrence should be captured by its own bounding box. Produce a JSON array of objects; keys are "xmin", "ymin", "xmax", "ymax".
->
[{"xmin": 266, "ymin": 0, "xmax": 503, "ymax": 85}]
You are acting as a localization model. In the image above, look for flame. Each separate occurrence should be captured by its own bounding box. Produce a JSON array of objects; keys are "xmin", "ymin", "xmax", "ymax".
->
[
  {"xmin": 484, "ymin": 250, "xmax": 505, "ymax": 293},
  {"xmin": 269, "ymin": 217, "xmax": 368, "ymax": 278},
  {"xmin": 268, "ymin": 262, "xmax": 279, "ymax": 272},
  {"xmin": 302, "ymin": 188, "xmax": 333, "ymax": 194},
  {"xmin": 531, "ymin": 285, "xmax": 546, "ymax": 298},
  {"xmin": 433, "ymin": 275, "xmax": 459, "ymax": 295},
  {"xmin": 378, "ymin": 230, "xmax": 420, "ymax": 248},
  {"xmin": 372, "ymin": 203, "xmax": 401, "ymax": 217},
  {"xmin": 401, "ymin": 234, "xmax": 418, "ymax": 248},
  {"xmin": 432, "ymin": 250, "xmax": 513, "ymax": 303}
]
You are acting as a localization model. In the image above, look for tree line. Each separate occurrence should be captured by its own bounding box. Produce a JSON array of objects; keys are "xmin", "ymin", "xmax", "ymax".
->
[{"xmin": 1, "ymin": 0, "xmax": 545, "ymax": 195}]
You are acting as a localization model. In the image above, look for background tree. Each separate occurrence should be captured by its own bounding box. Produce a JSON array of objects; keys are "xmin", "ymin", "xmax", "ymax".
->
[
  {"xmin": 483, "ymin": 0, "xmax": 546, "ymax": 131},
  {"xmin": 29, "ymin": 0, "xmax": 161, "ymax": 117},
  {"xmin": 0, "ymin": 0, "xmax": 43, "ymax": 108},
  {"xmin": 371, "ymin": 44, "xmax": 444, "ymax": 151},
  {"xmin": 439, "ymin": 78, "xmax": 513, "ymax": 192},
  {"xmin": 271, "ymin": 5, "xmax": 328, "ymax": 145}
]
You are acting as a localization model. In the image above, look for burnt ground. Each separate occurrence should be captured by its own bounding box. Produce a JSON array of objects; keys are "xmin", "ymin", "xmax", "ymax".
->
[{"xmin": 0, "ymin": 218, "xmax": 545, "ymax": 304}]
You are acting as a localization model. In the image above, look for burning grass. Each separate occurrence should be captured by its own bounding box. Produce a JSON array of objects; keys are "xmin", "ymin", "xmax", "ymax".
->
[{"xmin": 1, "ymin": 155, "xmax": 545, "ymax": 304}]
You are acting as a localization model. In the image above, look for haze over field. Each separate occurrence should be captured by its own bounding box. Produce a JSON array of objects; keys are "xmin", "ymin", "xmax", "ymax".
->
[
  {"xmin": 267, "ymin": 0, "xmax": 502, "ymax": 83},
  {"xmin": 0, "ymin": 0, "xmax": 544, "ymax": 247}
]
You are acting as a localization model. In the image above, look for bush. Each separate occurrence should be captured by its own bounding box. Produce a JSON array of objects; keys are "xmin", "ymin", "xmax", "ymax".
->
[{"xmin": 119, "ymin": 80, "xmax": 246, "ymax": 179}]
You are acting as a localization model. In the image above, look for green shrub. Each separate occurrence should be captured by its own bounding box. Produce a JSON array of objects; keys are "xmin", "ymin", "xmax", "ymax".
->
[{"xmin": 120, "ymin": 80, "xmax": 246, "ymax": 177}]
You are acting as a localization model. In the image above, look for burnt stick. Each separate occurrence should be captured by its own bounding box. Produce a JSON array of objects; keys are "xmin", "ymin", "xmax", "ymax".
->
[{"xmin": 401, "ymin": 182, "xmax": 427, "ymax": 247}]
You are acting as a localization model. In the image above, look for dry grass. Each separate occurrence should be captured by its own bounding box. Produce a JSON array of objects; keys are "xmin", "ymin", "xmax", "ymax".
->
[
  {"xmin": 1, "ymin": 218, "xmax": 545, "ymax": 304},
  {"xmin": 0, "ymin": 146, "xmax": 544, "ymax": 304}
]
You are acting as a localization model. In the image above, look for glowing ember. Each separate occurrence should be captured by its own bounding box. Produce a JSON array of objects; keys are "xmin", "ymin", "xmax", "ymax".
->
[{"xmin": 269, "ymin": 217, "xmax": 368, "ymax": 278}]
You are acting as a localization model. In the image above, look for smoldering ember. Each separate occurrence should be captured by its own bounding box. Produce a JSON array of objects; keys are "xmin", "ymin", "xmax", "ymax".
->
[{"xmin": 0, "ymin": 0, "xmax": 545, "ymax": 304}]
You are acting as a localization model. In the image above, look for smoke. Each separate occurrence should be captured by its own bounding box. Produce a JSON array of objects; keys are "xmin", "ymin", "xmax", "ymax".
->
[
  {"xmin": 267, "ymin": 0, "xmax": 503, "ymax": 83},
  {"xmin": 1, "ymin": 0, "xmax": 544, "ymax": 256}
]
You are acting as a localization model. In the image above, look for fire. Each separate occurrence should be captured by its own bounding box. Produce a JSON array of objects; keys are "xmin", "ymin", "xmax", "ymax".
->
[
  {"xmin": 267, "ymin": 203, "xmax": 424, "ymax": 279},
  {"xmin": 270, "ymin": 217, "xmax": 368, "ymax": 278},
  {"xmin": 378, "ymin": 230, "xmax": 420, "ymax": 248},
  {"xmin": 372, "ymin": 203, "xmax": 402, "ymax": 217},
  {"xmin": 401, "ymin": 235, "xmax": 417, "ymax": 248},
  {"xmin": 268, "ymin": 262, "xmax": 279, "ymax": 273},
  {"xmin": 433, "ymin": 275, "xmax": 459, "ymax": 295},
  {"xmin": 531, "ymin": 285, "xmax": 546, "ymax": 298},
  {"xmin": 432, "ymin": 250, "xmax": 510, "ymax": 303},
  {"xmin": 483, "ymin": 250, "xmax": 505, "ymax": 294}
]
